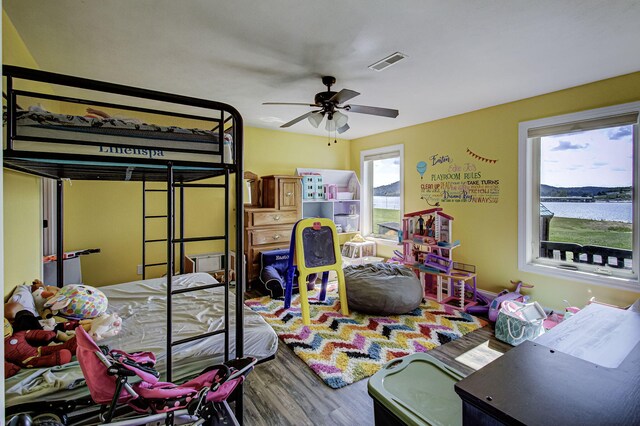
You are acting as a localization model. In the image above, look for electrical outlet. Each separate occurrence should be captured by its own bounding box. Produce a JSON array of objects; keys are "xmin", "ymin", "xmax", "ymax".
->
[{"xmin": 137, "ymin": 264, "xmax": 143, "ymax": 275}]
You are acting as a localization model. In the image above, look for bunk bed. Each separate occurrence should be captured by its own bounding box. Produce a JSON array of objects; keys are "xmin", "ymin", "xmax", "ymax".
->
[{"xmin": 3, "ymin": 66, "xmax": 276, "ymax": 424}]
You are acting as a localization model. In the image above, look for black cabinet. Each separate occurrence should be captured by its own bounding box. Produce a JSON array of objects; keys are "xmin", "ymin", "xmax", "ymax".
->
[{"xmin": 455, "ymin": 305, "xmax": 640, "ymax": 425}]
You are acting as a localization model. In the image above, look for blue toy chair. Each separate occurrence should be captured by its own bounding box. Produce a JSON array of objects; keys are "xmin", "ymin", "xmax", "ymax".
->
[
  {"xmin": 260, "ymin": 248, "xmax": 316, "ymax": 298},
  {"xmin": 284, "ymin": 218, "xmax": 349, "ymax": 325}
]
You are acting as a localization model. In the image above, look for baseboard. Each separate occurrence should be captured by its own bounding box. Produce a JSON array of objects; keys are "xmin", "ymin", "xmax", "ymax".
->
[{"xmin": 477, "ymin": 288, "xmax": 498, "ymax": 299}]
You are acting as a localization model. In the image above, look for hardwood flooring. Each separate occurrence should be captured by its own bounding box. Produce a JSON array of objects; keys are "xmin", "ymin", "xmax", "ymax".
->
[
  {"xmin": 243, "ymin": 341, "xmax": 373, "ymax": 426},
  {"xmin": 242, "ymin": 324, "xmax": 511, "ymax": 426}
]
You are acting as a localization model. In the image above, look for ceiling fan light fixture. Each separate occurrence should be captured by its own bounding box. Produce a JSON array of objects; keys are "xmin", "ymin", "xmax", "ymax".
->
[
  {"xmin": 337, "ymin": 123, "xmax": 350, "ymax": 134},
  {"xmin": 308, "ymin": 111, "xmax": 324, "ymax": 128},
  {"xmin": 333, "ymin": 111, "xmax": 348, "ymax": 128},
  {"xmin": 325, "ymin": 116, "xmax": 336, "ymax": 132}
]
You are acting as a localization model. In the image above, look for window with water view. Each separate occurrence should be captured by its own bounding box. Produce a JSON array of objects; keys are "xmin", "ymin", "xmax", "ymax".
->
[
  {"xmin": 540, "ymin": 125, "xmax": 633, "ymax": 269},
  {"xmin": 519, "ymin": 103, "xmax": 639, "ymax": 289}
]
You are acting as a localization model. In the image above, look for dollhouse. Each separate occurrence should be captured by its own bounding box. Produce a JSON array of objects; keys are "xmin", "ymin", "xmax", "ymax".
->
[
  {"xmin": 401, "ymin": 208, "xmax": 457, "ymax": 264},
  {"xmin": 401, "ymin": 208, "xmax": 477, "ymax": 311}
]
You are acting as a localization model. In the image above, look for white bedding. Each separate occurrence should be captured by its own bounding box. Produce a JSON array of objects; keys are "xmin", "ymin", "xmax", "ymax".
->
[{"xmin": 5, "ymin": 273, "xmax": 277, "ymax": 407}]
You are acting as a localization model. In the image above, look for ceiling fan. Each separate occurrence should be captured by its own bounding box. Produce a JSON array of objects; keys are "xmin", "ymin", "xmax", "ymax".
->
[{"xmin": 263, "ymin": 76, "xmax": 399, "ymax": 134}]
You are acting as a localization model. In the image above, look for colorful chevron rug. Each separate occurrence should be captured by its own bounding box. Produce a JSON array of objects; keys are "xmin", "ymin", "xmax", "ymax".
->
[{"xmin": 245, "ymin": 286, "xmax": 485, "ymax": 389}]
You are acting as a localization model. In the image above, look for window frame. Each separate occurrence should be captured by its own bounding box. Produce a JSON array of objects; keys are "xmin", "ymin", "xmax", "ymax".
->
[
  {"xmin": 518, "ymin": 102, "xmax": 640, "ymax": 291},
  {"xmin": 42, "ymin": 178, "xmax": 56, "ymax": 257},
  {"xmin": 360, "ymin": 144, "xmax": 404, "ymax": 241}
]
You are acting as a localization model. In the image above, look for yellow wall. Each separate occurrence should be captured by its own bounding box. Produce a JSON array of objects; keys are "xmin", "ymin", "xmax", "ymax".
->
[
  {"xmin": 350, "ymin": 72, "xmax": 640, "ymax": 310},
  {"xmin": 2, "ymin": 10, "xmax": 60, "ymax": 110},
  {"xmin": 244, "ymin": 127, "xmax": 349, "ymax": 176},
  {"xmin": 3, "ymin": 171, "xmax": 41, "ymax": 294},
  {"xmin": 63, "ymin": 127, "xmax": 349, "ymax": 286},
  {"xmin": 2, "ymin": 10, "xmax": 32, "ymax": 66},
  {"xmin": 3, "ymin": 10, "xmax": 45, "ymax": 295}
]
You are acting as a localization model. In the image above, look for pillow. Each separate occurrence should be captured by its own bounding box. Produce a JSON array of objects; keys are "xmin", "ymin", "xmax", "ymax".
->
[{"xmin": 8, "ymin": 285, "xmax": 38, "ymax": 317}]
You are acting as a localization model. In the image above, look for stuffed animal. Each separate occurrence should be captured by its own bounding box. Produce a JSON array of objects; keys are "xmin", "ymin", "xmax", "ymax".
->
[
  {"xmin": 79, "ymin": 313, "xmax": 122, "ymax": 341},
  {"xmin": 44, "ymin": 284, "xmax": 108, "ymax": 320},
  {"xmin": 4, "ymin": 318, "xmax": 77, "ymax": 378},
  {"xmin": 4, "ymin": 301, "xmax": 78, "ymax": 341},
  {"xmin": 31, "ymin": 279, "xmax": 60, "ymax": 319},
  {"xmin": 4, "ymin": 360, "xmax": 21, "ymax": 379}
]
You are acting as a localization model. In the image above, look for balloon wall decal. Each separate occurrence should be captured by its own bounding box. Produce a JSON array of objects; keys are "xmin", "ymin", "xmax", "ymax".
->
[{"xmin": 416, "ymin": 161, "xmax": 427, "ymax": 179}]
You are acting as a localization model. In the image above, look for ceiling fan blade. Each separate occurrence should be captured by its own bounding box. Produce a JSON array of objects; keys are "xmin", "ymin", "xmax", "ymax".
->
[
  {"xmin": 337, "ymin": 123, "xmax": 350, "ymax": 134},
  {"xmin": 329, "ymin": 89, "xmax": 360, "ymax": 105},
  {"xmin": 263, "ymin": 102, "xmax": 318, "ymax": 107},
  {"xmin": 346, "ymin": 104, "xmax": 399, "ymax": 118},
  {"xmin": 280, "ymin": 111, "xmax": 315, "ymax": 128}
]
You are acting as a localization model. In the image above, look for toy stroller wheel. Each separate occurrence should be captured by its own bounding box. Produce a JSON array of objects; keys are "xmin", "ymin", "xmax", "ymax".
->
[
  {"xmin": 32, "ymin": 412, "xmax": 68, "ymax": 426},
  {"xmin": 6, "ymin": 413, "xmax": 34, "ymax": 426}
]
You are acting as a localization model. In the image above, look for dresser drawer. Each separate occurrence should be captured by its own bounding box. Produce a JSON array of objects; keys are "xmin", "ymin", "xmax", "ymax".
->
[
  {"xmin": 248, "ymin": 243, "xmax": 291, "ymax": 264},
  {"xmin": 249, "ymin": 210, "xmax": 299, "ymax": 227},
  {"xmin": 249, "ymin": 227, "xmax": 293, "ymax": 246}
]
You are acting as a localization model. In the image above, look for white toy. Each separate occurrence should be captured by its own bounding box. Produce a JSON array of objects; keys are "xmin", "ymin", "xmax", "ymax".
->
[{"xmin": 80, "ymin": 313, "xmax": 122, "ymax": 341}]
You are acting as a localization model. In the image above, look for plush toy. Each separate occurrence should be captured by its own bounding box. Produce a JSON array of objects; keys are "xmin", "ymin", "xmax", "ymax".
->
[
  {"xmin": 4, "ymin": 360, "xmax": 21, "ymax": 379},
  {"xmin": 4, "ymin": 301, "xmax": 78, "ymax": 341},
  {"xmin": 31, "ymin": 279, "xmax": 60, "ymax": 319},
  {"xmin": 79, "ymin": 313, "xmax": 122, "ymax": 341},
  {"xmin": 4, "ymin": 318, "xmax": 77, "ymax": 378},
  {"xmin": 44, "ymin": 284, "xmax": 108, "ymax": 320}
]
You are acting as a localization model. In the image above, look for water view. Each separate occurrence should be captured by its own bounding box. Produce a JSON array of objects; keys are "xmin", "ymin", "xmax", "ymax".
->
[
  {"xmin": 373, "ymin": 196, "xmax": 400, "ymax": 210},
  {"xmin": 373, "ymin": 198, "xmax": 633, "ymax": 223},
  {"xmin": 543, "ymin": 202, "xmax": 632, "ymax": 223}
]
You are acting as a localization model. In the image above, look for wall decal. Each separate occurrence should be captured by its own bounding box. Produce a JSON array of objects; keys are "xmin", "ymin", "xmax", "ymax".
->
[
  {"xmin": 466, "ymin": 148, "xmax": 498, "ymax": 163},
  {"xmin": 421, "ymin": 195, "xmax": 440, "ymax": 207},
  {"xmin": 419, "ymin": 150, "xmax": 500, "ymax": 204},
  {"xmin": 416, "ymin": 161, "xmax": 427, "ymax": 179}
]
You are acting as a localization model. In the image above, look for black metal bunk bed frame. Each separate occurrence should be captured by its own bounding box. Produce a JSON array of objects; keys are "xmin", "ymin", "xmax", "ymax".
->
[{"xmin": 3, "ymin": 66, "xmax": 247, "ymax": 424}]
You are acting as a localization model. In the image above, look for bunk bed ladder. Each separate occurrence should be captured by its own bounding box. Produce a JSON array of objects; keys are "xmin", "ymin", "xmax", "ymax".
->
[
  {"xmin": 142, "ymin": 180, "xmax": 169, "ymax": 280},
  {"xmin": 165, "ymin": 166, "xmax": 232, "ymax": 385}
]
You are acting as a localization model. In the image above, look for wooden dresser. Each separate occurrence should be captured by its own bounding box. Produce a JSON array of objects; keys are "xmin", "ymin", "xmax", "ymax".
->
[{"xmin": 244, "ymin": 175, "xmax": 302, "ymax": 286}]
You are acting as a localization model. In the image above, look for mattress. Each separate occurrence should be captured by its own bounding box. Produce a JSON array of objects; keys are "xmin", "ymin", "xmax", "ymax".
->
[
  {"xmin": 4, "ymin": 273, "xmax": 277, "ymax": 407},
  {"xmin": 9, "ymin": 108, "xmax": 233, "ymax": 164}
]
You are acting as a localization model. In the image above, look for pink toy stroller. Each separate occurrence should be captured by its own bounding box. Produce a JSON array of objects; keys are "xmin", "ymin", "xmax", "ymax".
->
[
  {"xmin": 7, "ymin": 326, "xmax": 256, "ymax": 425},
  {"xmin": 76, "ymin": 326, "xmax": 255, "ymax": 425}
]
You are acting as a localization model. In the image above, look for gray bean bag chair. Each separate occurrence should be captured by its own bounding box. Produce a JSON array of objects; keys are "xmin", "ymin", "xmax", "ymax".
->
[{"xmin": 344, "ymin": 263, "xmax": 423, "ymax": 315}]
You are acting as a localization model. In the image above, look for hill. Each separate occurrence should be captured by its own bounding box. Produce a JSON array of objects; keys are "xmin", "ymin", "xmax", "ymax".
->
[
  {"xmin": 373, "ymin": 181, "xmax": 400, "ymax": 196},
  {"xmin": 540, "ymin": 184, "xmax": 631, "ymax": 200}
]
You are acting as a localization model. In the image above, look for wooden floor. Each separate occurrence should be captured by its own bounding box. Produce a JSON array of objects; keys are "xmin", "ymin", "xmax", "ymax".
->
[{"xmin": 242, "ymin": 323, "xmax": 511, "ymax": 426}]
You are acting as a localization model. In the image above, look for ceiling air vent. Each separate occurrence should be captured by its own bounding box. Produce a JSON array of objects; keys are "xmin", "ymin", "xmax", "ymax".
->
[{"xmin": 368, "ymin": 52, "xmax": 408, "ymax": 72}]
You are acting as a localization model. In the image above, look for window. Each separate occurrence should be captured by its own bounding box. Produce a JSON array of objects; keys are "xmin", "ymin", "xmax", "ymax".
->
[
  {"xmin": 518, "ymin": 102, "xmax": 639, "ymax": 290},
  {"xmin": 361, "ymin": 144, "xmax": 403, "ymax": 240}
]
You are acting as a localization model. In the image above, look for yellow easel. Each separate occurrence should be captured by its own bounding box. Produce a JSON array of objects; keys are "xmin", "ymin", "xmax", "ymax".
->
[{"xmin": 284, "ymin": 218, "xmax": 349, "ymax": 325}]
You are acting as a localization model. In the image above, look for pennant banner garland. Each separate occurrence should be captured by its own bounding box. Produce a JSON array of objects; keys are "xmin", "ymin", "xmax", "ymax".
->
[{"xmin": 466, "ymin": 148, "xmax": 498, "ymax": 163}]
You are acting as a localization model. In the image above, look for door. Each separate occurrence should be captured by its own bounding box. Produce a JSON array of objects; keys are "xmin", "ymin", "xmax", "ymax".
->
[{"xmin": 279, "ymin": 179, "xmax": 299, "ymax": 210}]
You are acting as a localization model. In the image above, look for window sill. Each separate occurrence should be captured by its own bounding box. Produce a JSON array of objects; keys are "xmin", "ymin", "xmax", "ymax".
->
[
  {"xmin": 365, "ymin": 236, "xmax": 402, "ymax": 249},
  {"xmin": 519, "ymin": 262, "xmax": 639, "ymax": 292}
]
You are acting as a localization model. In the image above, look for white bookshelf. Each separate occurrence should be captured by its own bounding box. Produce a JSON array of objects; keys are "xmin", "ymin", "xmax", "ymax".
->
[{"xmin": 295, "ymin": 168, "xmax": 361, "ymax": 233}]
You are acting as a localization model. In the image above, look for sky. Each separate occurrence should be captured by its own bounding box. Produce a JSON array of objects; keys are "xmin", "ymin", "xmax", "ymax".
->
[
  {"xmin": 540, "ymin": 125, "xmax": 633, "ymax": 188},
  {"xmin": 373, "ymin": 157, "xmax": 400, "ymax": 187}
]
